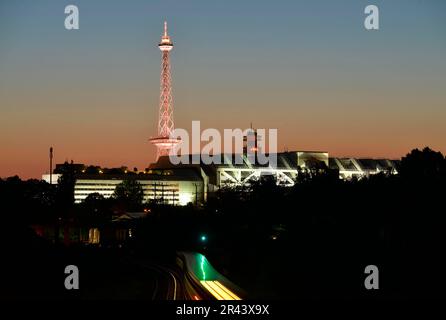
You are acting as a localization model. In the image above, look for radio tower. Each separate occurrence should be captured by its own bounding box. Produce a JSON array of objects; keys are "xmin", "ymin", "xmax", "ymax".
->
[{"xmin": 150, "ymin": 21, "xmax": 180, "ymax": 159}]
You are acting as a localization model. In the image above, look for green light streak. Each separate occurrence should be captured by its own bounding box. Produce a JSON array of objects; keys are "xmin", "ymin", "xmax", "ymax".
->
[{"xmin": 200, "ymin": 255, "xmax": 206, "ymax": 281}]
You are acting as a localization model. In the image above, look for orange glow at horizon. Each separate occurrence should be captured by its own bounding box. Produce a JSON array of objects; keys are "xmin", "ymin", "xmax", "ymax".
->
[{"xmin": 1, "ymin": 2, "xmax": 445, "ymax": 179}]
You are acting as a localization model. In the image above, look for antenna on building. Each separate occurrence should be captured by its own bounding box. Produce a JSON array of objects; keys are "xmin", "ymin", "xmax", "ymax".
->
[{"xmin": 49, "ymin": 147, "xmax": 53, "ymax": 184}]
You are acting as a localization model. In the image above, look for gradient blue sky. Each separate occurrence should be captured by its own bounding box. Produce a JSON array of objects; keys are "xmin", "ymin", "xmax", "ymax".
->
[{"xmin": 1, "ymin": 0, "xmax": 445, "ymax": 178}]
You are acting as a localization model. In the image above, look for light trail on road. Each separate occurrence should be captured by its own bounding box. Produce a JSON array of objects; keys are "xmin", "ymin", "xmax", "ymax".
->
[
  {"xmin": 168, "ymin": 271, "xmax": 178, "ymax": 300},
  {"xmin": 200, "ymin": 280, "xmax": 241, "ymax": 300}
]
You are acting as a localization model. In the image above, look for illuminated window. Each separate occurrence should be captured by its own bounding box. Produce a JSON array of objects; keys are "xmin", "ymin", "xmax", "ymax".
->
[
  {"xmin": 88, "ymin": 228, "xmax": 100, "ymax": 244},
  {"xmin": 178, "ymin": 193, "xmax": 193, "ymax": 206}
]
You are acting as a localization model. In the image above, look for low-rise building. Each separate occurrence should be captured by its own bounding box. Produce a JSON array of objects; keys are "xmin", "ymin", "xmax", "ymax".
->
[{"xmin": 42, "ymin": 151, "xmax": 398, "ymax": 205}]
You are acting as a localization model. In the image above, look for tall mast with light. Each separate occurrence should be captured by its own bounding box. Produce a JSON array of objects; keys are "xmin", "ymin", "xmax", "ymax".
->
[{"xmin": 150, "ymin": 21, "xmax": 180, "ymax": 159}]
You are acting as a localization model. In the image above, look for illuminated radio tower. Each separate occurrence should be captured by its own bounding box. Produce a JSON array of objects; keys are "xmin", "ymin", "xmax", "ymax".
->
[{"xmin": 150, "ymin": 21, "xmax": 180, "ymax": 159}]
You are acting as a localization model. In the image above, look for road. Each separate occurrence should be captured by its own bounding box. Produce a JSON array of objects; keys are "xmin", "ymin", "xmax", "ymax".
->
[
  {"xmin": 127, "ymin": 252, "xmax": 243, "ymax": 300},
  {"xmin": 3, "ymin": 247, "xmax": 242, "ymax": 300},
  {"xmin": 125, "ymin": 256, "xmax": 210, "ymax": 300}
]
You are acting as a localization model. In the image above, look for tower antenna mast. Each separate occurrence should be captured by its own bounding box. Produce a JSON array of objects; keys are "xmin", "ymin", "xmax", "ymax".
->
[
  {"xmin": 150, "ymin": 21, "xmax": 180, "ymax": 159},
  {"xmin": 49, "ymin": 147, "xmax": 53, "ymax": 184}
]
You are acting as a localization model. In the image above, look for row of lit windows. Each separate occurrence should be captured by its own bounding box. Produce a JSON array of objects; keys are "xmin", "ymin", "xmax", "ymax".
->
[
  {"xmin": 74, "ymin": 192, "xmax": 181, "ymax": 197},
  {"xmin": 75, "ymin": 195, "xmax": 180, "ymax": 199},
  {"xmin": 75, "ymin": 193, "xmax": 181, "ymax": 197},
  {"xmin": 74, "ymin": 188, "xmax": 115, "ymax": 191},
  {"xmin": 74, "ymin": 193, "xmax": 179, "ymax": 200},
  {"xmin": 75, "ymin": 185, "xmax": 182, "ymax": 189},
  {"xmin": 74, "ymin": 189, "xmax": 180, "ymax": 194},
  {"xmin": 76, "ymin": 181, "xmax": 185, "ymax": 186}
]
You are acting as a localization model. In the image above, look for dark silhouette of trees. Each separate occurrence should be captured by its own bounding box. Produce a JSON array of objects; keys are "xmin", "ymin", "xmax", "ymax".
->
[
  {"xmin": 203, "ymin": 147, "xmax": 446, "ymax": 299},
  {"xmin": 2, "ymin": 146, "xmax": 446, "ymax": 299},
  {"xmin": 78, "ymin": 193, "xmax": 113, "ymax": 223},
  {"xmin": 55, "ymin": 161, "xmax": 77, "ymax": 209},
  {"xmin": 83, "ymin": 193, "xmax": 107, "ymax": 213},
  {"xmin": 297, "ymin": 160, "xmax": 339, "ymax": 185},
  {"xmin": 112, "ymin": 179, "xmax": 144, "ymax": 211},
  {"xmin": 400, "ymin": 147, "xmax": 446, "ymax": 180},
  {"xmin": 0, "ymin": 176, "xmax": 55, "ymax": 224},
  {"xmin": 84, "ymin": 192, "xmax": 105, "ymax": 204}
]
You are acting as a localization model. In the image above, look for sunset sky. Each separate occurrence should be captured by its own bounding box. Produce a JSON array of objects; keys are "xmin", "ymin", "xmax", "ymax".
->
[{"xmin": 1, "ymin": 0, "xmax": 445, "ymax": 179}]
